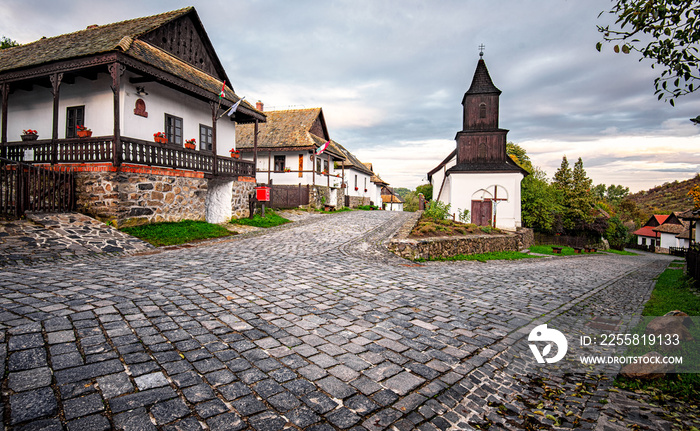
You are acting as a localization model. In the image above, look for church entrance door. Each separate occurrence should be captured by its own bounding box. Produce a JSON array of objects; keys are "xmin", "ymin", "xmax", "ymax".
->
[{"xmin": 471, "ymin": 200, "xmax": 492, "ymax": 226}]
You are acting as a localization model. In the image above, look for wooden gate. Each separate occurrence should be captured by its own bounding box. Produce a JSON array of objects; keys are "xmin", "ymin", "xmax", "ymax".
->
[
  {"xmin": 270, "ymin": 184, "xmax": 309, "ymax": 209},
  {"xmin": 0, "ymin": 157, "xmax": 75, "ymax": 217},
  {"xmin": 471, "ymin": 200, "xmax": 492, "ymax": 226}
]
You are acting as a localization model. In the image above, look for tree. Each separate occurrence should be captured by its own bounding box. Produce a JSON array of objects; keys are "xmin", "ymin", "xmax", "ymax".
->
[
  {"xmin": 506, "ymin": 142, "xmax": 533, "ymax": 172},
  {"xmin": 521, "ymin": 167, "xmax": 560, "ymax": 232},
  {"xmin": 0, "ymin": 36, "xmax": 18, "ymax": 49},
  {"xmin": 415, "ymin": 184, "xmax": 433, "ymax": 201},
  {"xmin": 403, "ymin": 191, "xmax": 420, "ymax": 212},
  {"xmin": 596, "ymin": 0, "xmax": 700, "ymax": 105},
  {"xmin": 552, "ymin": 156, "xmax": 573, "ymax": 192}
]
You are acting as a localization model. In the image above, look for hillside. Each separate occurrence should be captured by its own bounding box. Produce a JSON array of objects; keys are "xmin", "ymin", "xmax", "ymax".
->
[{"xmin": 628, "ymin": 174, "xmax": 699, "ymax": 215}]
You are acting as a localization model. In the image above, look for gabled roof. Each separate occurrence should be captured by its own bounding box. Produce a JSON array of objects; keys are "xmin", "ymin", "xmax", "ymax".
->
[
  {"xmin": 0, "ymin": 8, "xmax": 262, "ymax": 119},
  {"xmin": 643, "ymin": 214, "xmax": 669, "ymax": 227},
  {"xmin": 427, "ymin": 150, "xmax": 456, "ymax": 182},
  {"xmin": 632, "ymin": 226, "xmax": 659, "ymax": 238},
  {"xmin": 653, "ymin": 222, "xmax": 687, "ymax": 235},
  {"xmin": 382, "ymin": 194, "xmax": 404, "ymax": 204},
  {"xmin": 333, "ymin": 141, "xmax": 374, "ymax": 175},
  {"xmin": 678, "ymin": 208, "xmax": 700, "ymax": 221},
  {"xmin": 236, "ymin": 108, "xmax": 342, "ymax": 159}
]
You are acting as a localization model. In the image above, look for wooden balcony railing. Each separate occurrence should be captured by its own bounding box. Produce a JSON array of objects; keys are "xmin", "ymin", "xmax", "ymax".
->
[{"xmin": 2, "ymin": 136, "xmax": 254, "ymax": 179}]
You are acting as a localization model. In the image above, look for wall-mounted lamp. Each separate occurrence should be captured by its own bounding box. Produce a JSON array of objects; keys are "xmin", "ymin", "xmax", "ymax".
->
[{"xmin": 135, "ymin": 86, "xmax": 148, "ymax": 96}]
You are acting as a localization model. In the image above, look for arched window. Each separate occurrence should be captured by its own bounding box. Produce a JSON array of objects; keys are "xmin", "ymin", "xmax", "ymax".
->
[
  {"xmin": 478, "ymin": 142, "xmax": 487, "ymax": 159},
  {"xmin": 479, "ymin": 103, "xmax": 487, "ymax": 119}
]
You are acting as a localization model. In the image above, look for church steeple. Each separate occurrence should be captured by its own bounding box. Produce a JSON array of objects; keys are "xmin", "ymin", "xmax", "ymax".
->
[{"xmin": 461, "ymin": 55, "xmax": 501, "ymax": 131}]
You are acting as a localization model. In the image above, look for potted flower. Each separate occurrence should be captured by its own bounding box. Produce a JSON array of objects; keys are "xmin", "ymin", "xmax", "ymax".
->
[
  {"xmin": 21, "ymin": 129, "xmax": 38, "ymax": 141},
  {"xmin": 229, "ymin": 149, "xmax": 240, "ymax": 159},
  {"xmin": 184, "ymin": 138, "xmax": 196, "ymax": 150},
  {"xmin": 354, "ymin": 187, "xmax": 359, "ymax": 191},
  {"xmin": 76, "ymin": 125, "xmax": 92, "ymax": 138},
  {"xmin": 284, "ymin": 168, "xmax": 291, "ymax": 173},
  {"xmin": 364, "ymin": 188, "xmax": 368, "ymax": 192},
  {"xmin": 153, "ymin": 132, "xmax": 167, "ymax": 144}
]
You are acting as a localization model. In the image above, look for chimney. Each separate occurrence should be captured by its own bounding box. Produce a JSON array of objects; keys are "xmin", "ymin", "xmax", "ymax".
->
[
  {"xmin": 256, "ymin": 100, "xmax": 264, "ymax": 111},
  {"xmin": 86, "ymin": 25, "xmax": 99, "ymax": 30}
]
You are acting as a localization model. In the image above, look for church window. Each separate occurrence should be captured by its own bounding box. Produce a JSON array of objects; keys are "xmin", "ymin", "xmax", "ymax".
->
[
  {"xmin": 478, "ymin": 142, "xmax": 487, "ymax": 159},
  {"xmin": 479, "ymin": 103, "xmax": 487, "ymax": 119}
]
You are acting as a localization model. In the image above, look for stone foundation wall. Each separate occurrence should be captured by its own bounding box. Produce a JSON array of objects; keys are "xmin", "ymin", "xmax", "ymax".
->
[
  {"xmin": 346, "ymin": 195, "xmax": 370, "ymax": 208},
  {"xmin": 75, "ymin": 168, "xmax": 256, "ymax": 227},
  {"xmin": 76, "ymin": 171, "xmax": 208, "ymax": 227},
  {"xmin": 232, "ymin": 181, "xmax": 256, "ymax": 218}
]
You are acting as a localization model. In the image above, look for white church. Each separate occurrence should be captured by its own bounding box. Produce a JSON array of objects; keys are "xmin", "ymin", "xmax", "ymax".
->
[{"xmin": 427, "ymin": 53, "xmax": 528, "ymax": 230}]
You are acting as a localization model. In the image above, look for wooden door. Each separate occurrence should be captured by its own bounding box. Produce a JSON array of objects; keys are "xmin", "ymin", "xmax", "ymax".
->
[{"xmin": 471, "ymin": 200, "xmax": 492, "ymax": 226}]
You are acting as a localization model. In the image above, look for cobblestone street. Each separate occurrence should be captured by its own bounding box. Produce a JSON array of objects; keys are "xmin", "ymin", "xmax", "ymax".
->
[{"xmin": 0, "ymin": 211, "xmax": 680, "ymax": 430}]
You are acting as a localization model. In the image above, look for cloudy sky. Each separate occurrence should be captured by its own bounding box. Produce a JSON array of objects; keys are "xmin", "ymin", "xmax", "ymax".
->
[{"xmin": 3, "ymin": 0, "xmax": 699, "ymax": 191}]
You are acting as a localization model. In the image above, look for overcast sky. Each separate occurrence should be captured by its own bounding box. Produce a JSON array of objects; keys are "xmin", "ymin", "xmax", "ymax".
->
[{"xmin": 3, "ymin": 0, "xmax": 699, "ymax": 191}]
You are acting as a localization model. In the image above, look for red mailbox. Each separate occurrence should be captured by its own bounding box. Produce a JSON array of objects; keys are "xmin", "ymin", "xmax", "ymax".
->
[{"xmin": 256, "ymin": 186, "xmax": 270, "ymax": 202}]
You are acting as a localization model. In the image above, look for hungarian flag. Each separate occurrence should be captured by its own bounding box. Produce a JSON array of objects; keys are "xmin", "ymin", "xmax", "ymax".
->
[
  {"xmin": 316, "ymin": 140, "xmax": 330, "ymax": 156},
  {"xmin": 219, "ymin": 81, "xmax": 226, "ymax": 99}
]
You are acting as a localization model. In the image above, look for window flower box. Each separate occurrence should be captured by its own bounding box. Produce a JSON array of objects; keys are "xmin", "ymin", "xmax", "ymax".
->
[
  {"xmin": 21, "ymin": 129, "xmax": 38, "ymax": 141},
  {"xmin": 184, "ymin": 139, "xmax": 196, "ymax": 150},
  {"xmin": 76, "ymin": 125, "xmax": 92, "ymax": 138},
  {"xmin": 229, "ymin": 149, "xmax": 240, "ymax": 159},
  {"xmin": 153, "ymin": 132, "xmax": 168, "ymax": 144}
]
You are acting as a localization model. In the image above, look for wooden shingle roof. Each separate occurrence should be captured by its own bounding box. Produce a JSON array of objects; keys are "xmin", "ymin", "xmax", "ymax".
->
[
  {"xmin": 0, "ymin": 7, "xmax": 262, "ymax": 118},
  {"xmin": 0, "ymin": 8, "xmax": 192, "ymax": 73}
]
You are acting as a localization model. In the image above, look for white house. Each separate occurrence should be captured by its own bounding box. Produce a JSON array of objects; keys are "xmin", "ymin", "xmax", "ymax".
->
[
  {"xmin": 236, "ymin": 108, "xmax": 347, "ymax": 208},
  {"xmin": 381, "ymin": 187, "xmax": 405, "ymax": 211},
  {"xmin": 0, "ymin": 7, "xmax": 265, "ymax": 224},
  {"xmin": 427, "ymin": 54, "xmax": 527, "ymax": 230},
  {"xmin": 334, "ymin": 142, "xmax": 378, "ymax": 208}
]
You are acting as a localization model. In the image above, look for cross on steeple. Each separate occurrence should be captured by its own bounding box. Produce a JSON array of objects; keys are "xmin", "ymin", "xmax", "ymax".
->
[{"xmin": 478, "ymin": 44, "xmax": 485, "ymax": 57}]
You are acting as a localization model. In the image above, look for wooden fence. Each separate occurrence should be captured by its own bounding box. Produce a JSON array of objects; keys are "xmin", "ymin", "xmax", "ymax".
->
[
  {"xmin": 269, "ymin": 184, "xmax": 310, "ymax": 209},
  {"xmin": 3, "ymin": 136, "xmax": 254, "ymax": 179},
  {"xmin": 0, "ymin": 157, "xmax": 74, "ymax": 217}
]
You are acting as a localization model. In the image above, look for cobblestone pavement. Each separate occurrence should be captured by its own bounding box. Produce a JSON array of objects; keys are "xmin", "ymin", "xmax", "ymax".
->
[
  {"xmin": 0, "ymin": 212, "xmax": 153, "ymax": 265},
  {"xmin": 0, "ymin": 210, "xmax": 684, "ymax": 430}
]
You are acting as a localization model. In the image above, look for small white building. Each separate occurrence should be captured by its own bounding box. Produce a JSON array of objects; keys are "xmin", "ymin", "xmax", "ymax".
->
[
  {"xmin": 334, "ymin": 143, "xmax": 378, "ymax": 208},
  {"xmin": 428, "ymin": 54, "xmax": 527, "ymax": 230},
  {"xmin": 381, "ymin": 187, "xmax": 405, "ymax": 211}
]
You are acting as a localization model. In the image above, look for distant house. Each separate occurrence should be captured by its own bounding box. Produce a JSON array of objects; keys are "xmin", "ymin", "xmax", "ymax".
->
[
  {"xmin": 0, "ymin": 7, "xmax": 264, "ymax": 225},
  {"xmin": 678, "ymin": 208, "xmax": 700, "ymax": 246},
  {"xmin": 334, "ymin": 142, "xmax": 377, "ymax": 207},
  {"xmin": 632, "ymin": 214, "xmax": 668, "ymax": 248},
  {"xmin": 381, "ymin": 187, "xmax": 404, "ymax": 211},
  {"xmin": 235, "ymin": 107, "xmax": 347, "ymax": 208},
  {"xmin": 427, "ymin": 54, "xmax": 527, "ymax": 230},
  {"xmin": 365, "ymin": 164, "xmax": 389, "ymax": 209}
]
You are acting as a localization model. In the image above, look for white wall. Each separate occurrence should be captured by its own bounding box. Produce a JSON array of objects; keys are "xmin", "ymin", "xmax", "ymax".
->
[
  {"xmin": 242, "ymin": 151, "xmax": 341, "ymax": 187},
  {"xmin": 430, "ymin": 155, "xmax": 457, "ymax": 203},
  {"xmin": 121, "ymin": 71, "xmax": 235, "ymax": 157},
  {"xmin": 345, "ymin": 168, "xmax": 372, "ymax": 199},
  {"xmin": 3, "ymin": 71, "xmax": 237, "ymax": 157},
  {"xmin": 446, "ymin": 172, "xmax": 523, "ymax": 230}
]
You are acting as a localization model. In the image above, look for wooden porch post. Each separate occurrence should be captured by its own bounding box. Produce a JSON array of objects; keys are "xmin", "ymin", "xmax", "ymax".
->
[
  {"xmin": 327, "ymin": 153, "xmax": 330, "ymax": 188},
  {"xmin": 253, "ymin": 119, "xmax": 258, "ymax": 179},
  {"xmin": 109, "ymin": 63, "xmax": 124, "ymax": 167},
  {"xmin": 267, "ymin": 150, "xmax": 271, "ymax": 184},
  {"xmin": 1, "ymin": 82, "xmax": 8, "ymax": 158},
  {"xmin": 211, "ymin": 101, "xmax": 218, "ymax": 176},
  {"xmin": 50, "ymin": 73, "xmax": 63, "ymax": 165},
  {"xmin": 312, "ymin": 153, "xmax": 315, "ymax": 186}
]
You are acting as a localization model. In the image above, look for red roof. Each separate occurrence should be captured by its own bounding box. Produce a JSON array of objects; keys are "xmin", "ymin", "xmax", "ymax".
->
[{"xmin": 633, "ymin": 226, "xmax": 659, "ymax": 238}]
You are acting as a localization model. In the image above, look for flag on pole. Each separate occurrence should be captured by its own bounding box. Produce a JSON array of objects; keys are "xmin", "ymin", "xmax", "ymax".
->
[
  {"xmin": 219, "ymin": 81, "xmax": 226, "ymax": 99},
  {"xmin": 316, "ymin": 140, "xmax": 330, "ymax": 156},
  {"xmin": 227, "ymin": 97, "xmax": 245, "ymax": 117}
]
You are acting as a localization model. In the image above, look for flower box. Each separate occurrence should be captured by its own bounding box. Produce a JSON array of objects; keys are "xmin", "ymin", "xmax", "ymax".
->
[
  {"xmin": 77, "ymin": 130, "xmax": 92, "ymax": 138},
  {"xmin": 21, "ymin": 134, "xmax": 38, "ymax": 141},
  {"xmin": 153, "ymin": 132, "xmax": 167, "ymax": 144},
  {"xmin": 229, "ymin": 150, "xmax": 240, "ymax": 159},
  {"xmin": 184, "ymin": 142, "xmax": 196, "ymax": 150}
]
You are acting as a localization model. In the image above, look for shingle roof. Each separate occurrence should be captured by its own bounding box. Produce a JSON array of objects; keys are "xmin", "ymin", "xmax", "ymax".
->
[
  {"xmin": 333, "ymin": 141, "xmax": 374, "ymax": 175},
  {"xmin": 382, "ymin": 194, "xmax": 404, "ymax": 204},
  {"xmin": 0, "ymin": 8, "xmax": 192, "ymax": 73},
  {"xmin": 465, "ymin": 59, "xmax": 501, "ymax": 95},
  {"xmin": 0, "ymin": 8, "xmax": 260, "ymax": 116},
  {"xmin": 632, "ymin": 226, "xmax": 659, "ymax": 238},
  {"xmin": 237, "ymin": 108, "xmax": 322, "ymax": 149},
  {"xmin": 653, "ymin": 221, "xmax": 688, "ymax": 235},
  {"xmin": 236, "ymin": 108, "xmax": 342, "ymax": 158}
]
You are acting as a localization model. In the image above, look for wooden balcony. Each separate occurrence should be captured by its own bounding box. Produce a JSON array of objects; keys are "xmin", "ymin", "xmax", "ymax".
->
[{"xmin": 1, "ymin": 136, "xmax": 254, "ymax": 180}]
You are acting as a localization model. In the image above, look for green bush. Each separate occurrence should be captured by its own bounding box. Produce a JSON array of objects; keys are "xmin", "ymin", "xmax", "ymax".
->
[{"xmin": 423, "ymin": 201, "xmax": 451, "ymax": 220}]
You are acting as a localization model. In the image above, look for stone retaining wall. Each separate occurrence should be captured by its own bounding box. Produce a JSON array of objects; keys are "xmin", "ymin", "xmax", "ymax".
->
[
  {"xmin": 346, "ymin": 195, "xmax": 370, "ymax": 208},
  {"xmin": 386, "ymin": 212, "xmax": 534, "ymax": 260},
  {"xmin": 75, "ymin": 168, "xmax": 255, "ymax": 227}
]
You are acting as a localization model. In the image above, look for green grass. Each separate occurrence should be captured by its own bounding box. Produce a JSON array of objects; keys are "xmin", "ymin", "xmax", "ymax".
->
[
  {"xmin": 417, "ymin": 250, "xmax": 542, "ymax": 263},
  {"xmin": 120, "ymin": 220, "xmax": 235, "ymax": 247},
  {"xmin": 529, "ymin": 245, "xmax": 597, "ymax": 256},
  {"xmin": 614, "ymin": 263, "xmax": 700, "ymax": 402},
  {"xmin": 230, "ymin": 211, "xmax": 290, "ymax": 228},
  {"xmin": 357, "ymin": 205, "xmax": 380, "ymax": 211},
  {"xmin": 604, "ymin": 249, "xmax": 638, "ymax": 256},
  {"xmin": 316, "ymin": 207, "xmax": 353, "ymax": 214}
]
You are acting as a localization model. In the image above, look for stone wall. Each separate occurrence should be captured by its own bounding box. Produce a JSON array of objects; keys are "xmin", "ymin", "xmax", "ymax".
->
[
  {"xmin": 74, "ymin": 165, "xmax": 256, "ymax": 227},
  {"xmin": 232, "ymin": 180, "xmax": 256, "ymax": 219},
  {"xmin": 76, "ymin": 171, "xmax": 207, "ymax": 227},
  {"xmin": 386, "ymin": 212, "xmax": 533, "ymax": 260},
  {"xmin": 346, "ymin": 195, "xmax": 370, "ymax": 208}
]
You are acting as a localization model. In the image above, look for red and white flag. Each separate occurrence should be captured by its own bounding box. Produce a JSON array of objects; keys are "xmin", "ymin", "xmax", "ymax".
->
[{"xmin": 316, "ymin": 140, "xmax": 330, "ymax": 155}]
